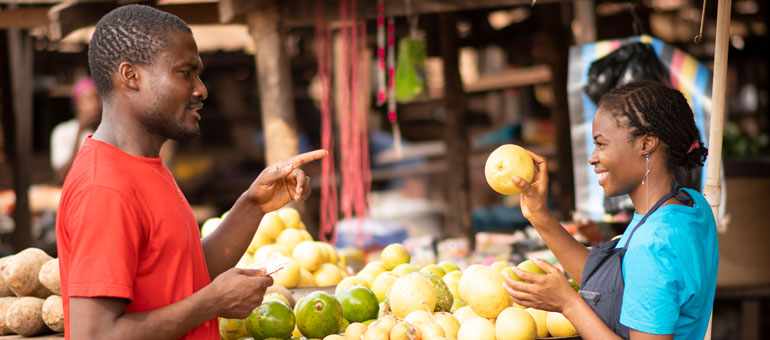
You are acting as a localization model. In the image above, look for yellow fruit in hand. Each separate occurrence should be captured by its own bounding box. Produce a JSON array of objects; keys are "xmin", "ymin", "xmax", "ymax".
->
[
  {"xmin": 277, "ymin": 207, "xmax": 302, "ymax": 229},
  {"xmin": 258, "ymin": 211, "xmax": 286, "ymax": 239},
  {"xmin": 381, "ymin": 244, "xmax": 411, "ymax": 270},
  {"xmin": 484, "ymin": 144, "xmax": 535, "ymax": 195}
]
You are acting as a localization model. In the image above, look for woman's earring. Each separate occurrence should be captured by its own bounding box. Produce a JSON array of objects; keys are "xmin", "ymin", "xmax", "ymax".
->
[{"xmin": 641, "ymin": 153, "xmax": 650, "ymax": 184}]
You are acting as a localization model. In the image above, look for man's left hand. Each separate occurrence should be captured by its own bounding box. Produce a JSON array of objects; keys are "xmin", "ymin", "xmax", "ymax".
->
[{"xmin": 248, "ymin": 150, "xmax": 327, "ymax": 213}]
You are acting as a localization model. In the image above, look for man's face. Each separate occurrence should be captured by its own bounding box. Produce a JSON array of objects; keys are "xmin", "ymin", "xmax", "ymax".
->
[{"xmin": 137, "ymin": 31, "xmax": 207, "ymax": 141}]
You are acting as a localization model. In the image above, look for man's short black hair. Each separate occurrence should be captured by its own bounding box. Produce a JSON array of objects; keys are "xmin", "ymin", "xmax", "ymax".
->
[{"xmin": 88, "ymin": 4, "xmax": 192, "ymax": 98}]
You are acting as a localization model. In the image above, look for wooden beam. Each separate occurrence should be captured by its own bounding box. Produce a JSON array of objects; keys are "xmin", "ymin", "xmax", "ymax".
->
[
  {"xmin": 47, "ymin": 1, "xmax": 116, "ymax": 41},
  {"xmin": 439, "ymin": 12, "xmax": 472, "ymax": 241},
  {"xmin": 46, "ymin": 1, "xmax": 225, "ymax": 41},
  {"xmin": 247, "ymin": 5, "xmax": 299, "ymax": 164},
  {"xmin": 0, "ymin": 7, "xmax": 50, "ymax": 29},
  {"xmin": 157, "ymin": 3, "xmax": 222, "ymax": 25},
  {"xmin": 217, "ymin": 0, "xmax": 273, "ymax": 23},
  {"xmin": 7, "ymin": 27, "xmax": 34, "ymax": 251},
  {"xmin": 281, "ymin": 0, "xmax": 566, "ymax": 28}
]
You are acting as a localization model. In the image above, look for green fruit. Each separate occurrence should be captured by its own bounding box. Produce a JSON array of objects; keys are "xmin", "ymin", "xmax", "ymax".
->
[
  {"xmin": 294, "ymin": 291, "xmax": 343, "ymax": 339},
  {"xmin": 245, "ymin": 300, "xmax": 296, "ymax": 340},
  {"xmin": 510, "ymin": 260, "xmax": 547, "ymax": 282},
  {"xmin": 418, "ymin": 271, "xmax": 454, "ymax": 312},
  {"xmin": 219, "ymin": 317, "xmax": 250, "ymax": 340},
  {"xmin": 335, "ymin": 286, "xmax": 379, "ymax": 322}
]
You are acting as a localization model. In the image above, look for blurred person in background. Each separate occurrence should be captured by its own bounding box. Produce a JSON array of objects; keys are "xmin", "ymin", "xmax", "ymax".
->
[{"xmin": 50, "ymin": 77, "xmax": 102, "ymax": 183}]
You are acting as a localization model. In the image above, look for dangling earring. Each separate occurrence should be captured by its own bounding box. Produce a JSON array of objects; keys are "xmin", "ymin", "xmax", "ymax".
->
[{"xmin": 642, "ymin": 152, "xmax": 650, "ymax": 212}]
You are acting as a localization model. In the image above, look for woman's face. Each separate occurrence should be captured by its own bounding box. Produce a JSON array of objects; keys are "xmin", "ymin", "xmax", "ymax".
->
[{"xmin": 588, "ymin": 107, "xmax": 646, "ymax": 197}]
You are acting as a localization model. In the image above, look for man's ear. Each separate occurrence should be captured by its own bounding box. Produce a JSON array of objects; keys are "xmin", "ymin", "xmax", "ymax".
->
[
  {"xmin": 641, "ymin": 134, "xmax": 661, "ymax": 155},
  {"xmin": 117, "ymin": 62, "xmax": 140, "ymax": 91}
]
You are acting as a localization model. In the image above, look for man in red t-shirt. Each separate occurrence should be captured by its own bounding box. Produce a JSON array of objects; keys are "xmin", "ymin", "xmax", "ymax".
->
[{"xmin": 55, "ymin": 5, "xmax": 326, "ymax": 340}]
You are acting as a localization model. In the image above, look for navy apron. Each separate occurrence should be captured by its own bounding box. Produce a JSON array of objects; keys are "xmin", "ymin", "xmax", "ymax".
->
[{"xmin": 579, "ymin": 183, "xmax": 692, "ymax": 339}]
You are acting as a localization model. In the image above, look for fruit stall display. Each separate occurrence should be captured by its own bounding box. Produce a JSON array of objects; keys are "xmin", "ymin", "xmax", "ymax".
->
[
  {"xmin": 221, "ymin": 242, "xmax": 580, "ymax": 340},
  {"xmin": 0, "ymin": 248, "xmax": 64, "ymax": 338}
]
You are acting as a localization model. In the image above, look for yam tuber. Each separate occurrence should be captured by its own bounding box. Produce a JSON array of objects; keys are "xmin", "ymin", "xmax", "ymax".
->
[
  {"xmin": 2, "ymin": 248, "xmax": 53, "ymax": 298},
  {"xmin": 39, "ymin": 258, "xmax": 61, "ymax": 295},
  {"xmin": 42, "ymin": 295, "xmax": 64, "ymax": 333},
  {"xmin": 0, "ymin": 297, "xmax": 18, "ymax": 335},
  {"xmin": 6, "ymin": 297, "xmax": 48, "ymax": 336}
]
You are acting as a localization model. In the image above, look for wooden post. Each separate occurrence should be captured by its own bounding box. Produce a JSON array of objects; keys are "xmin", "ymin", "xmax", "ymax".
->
[
  {"xmin": 7, "ymin": 27, "xmax": 34, "ymax": 251},
  {"xmin": 572, "ymin": 0, "xmax": 596, "ymax": 44},
  {"xmin": 439, "ymin": 13, "xmax": 471, "ymax": 241},
  {"xmin": 534, "ymin": 4, "xmax": 574, "ymax": 220},
  {"xmin": 703, "ymin": 1, "xmax": 732, "ymax": 339},
  {"xmin": 247, "ymin": 5, "xmax": 299, "ymax": 165}
]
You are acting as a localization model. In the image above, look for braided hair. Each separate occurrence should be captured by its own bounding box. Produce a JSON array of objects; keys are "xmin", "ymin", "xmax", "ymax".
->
[
  {"xmin": 598, "ymin": 80, "xmax": 708, "ymax": 172},
  {"xmin": 88, "ymin": 4, "xmax": 191, "ymax": 98}
]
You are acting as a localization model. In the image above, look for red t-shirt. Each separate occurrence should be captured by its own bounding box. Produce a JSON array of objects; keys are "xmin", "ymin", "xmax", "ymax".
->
[{"xmin": 56, "ymin": 137, "xmax": 218, "ymax": 340}]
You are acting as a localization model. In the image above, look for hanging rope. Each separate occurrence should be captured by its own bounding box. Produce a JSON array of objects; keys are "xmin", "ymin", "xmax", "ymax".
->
[
  {"xmin": 338, "ymin": 0, "xmax": 371, "ymax": 247},
  {"xmin": 315, "ymin": 0, "xmax": 339, "ymax": 243},
  {"xmin": 376, "ymin": 0, "xmax": 387, "ymax": 106}
]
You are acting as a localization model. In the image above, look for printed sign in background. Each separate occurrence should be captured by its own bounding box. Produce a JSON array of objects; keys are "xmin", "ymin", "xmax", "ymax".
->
[{"xmin": 568, "ymin": 35, "xmax": 724, "ymax": 220}]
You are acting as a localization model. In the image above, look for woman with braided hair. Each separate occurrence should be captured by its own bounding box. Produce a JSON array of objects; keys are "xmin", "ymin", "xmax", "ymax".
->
[{"xmin": 503, "ymin": 80, "xmax": 717, "ymax": 340}]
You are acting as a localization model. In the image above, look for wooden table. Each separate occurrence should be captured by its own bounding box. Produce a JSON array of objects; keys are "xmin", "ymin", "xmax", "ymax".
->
[{"xmin": 0, "ymin": 335, "xmax": 62, "ymax": 339}]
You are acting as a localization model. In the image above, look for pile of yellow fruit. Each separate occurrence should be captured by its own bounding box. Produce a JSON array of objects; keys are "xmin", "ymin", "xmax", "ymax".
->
[
  {"xmin": 220, "ymin": 242, "xmax": 579, "ymax": 340},
  {"xmin": 200, "ymin": 207, "xmax": 348, "ymax": 288},
  {"xmin": 330, "ymin": 243, "xmax": 578, "ymax": 340}
]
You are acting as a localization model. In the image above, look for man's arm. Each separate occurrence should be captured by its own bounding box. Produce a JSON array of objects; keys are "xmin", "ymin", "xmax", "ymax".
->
[
  {"xmin": 201, "ymin": 150, "xmax": 327, "ymax": 279},
  {"xmin": 201, "ymin": 194, "xmax": 263, "ymax": 278},
  {"xmin": 70, "ymin": 268, "xmax": 272, "ymax": 340}
]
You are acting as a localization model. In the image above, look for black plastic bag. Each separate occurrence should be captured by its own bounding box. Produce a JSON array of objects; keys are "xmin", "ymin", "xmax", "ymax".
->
[{"xmin": 584, "ymin": 43, "xmax": 670, "ymax": 104}]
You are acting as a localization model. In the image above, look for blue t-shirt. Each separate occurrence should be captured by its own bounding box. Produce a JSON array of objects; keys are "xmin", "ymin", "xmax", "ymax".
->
[{"xmin": 615, "ymin": 188, "xmax": 719, "ymax": 339}]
